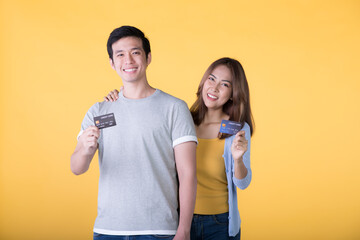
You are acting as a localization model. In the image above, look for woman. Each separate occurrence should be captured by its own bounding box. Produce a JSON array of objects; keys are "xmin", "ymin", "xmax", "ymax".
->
[{"xmin": 104, "ymin": 57, "xmax": 254, "ymax": 239}]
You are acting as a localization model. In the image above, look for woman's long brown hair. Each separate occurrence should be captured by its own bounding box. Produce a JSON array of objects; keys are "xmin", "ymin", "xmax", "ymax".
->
[{"xmin": 190, "ymin": 57, "xmax": 255, "ymax": 138}]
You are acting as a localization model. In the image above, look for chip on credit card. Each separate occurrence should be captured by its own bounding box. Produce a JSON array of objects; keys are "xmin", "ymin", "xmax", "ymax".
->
[
  {"xmin": 219, "ymin": 120, "xmax": 243, "ymax": 135},
  {"xmin": 94, "ymin": 113, "xmax": 116, "ymax": 129}
]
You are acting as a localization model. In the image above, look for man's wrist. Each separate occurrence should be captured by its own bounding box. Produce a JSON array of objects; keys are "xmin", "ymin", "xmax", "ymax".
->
[
  {"xmin": 176, "ymin": 224, "xmax": 190, "ymax": 235},
  {"xmin": 175, "ymin": 226, "xmax": 190, "ymax": 240}
]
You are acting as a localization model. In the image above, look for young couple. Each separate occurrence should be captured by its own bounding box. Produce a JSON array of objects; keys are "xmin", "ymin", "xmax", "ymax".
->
[{"xmin": 71, "ymin": 25, "xmax": 254, "ymax": 240}]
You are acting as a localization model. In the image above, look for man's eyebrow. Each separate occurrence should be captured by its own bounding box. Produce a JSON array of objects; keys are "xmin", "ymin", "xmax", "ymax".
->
[{"xmin": 114, "ymin": 47, "xmax": 141, "ymax": 53}]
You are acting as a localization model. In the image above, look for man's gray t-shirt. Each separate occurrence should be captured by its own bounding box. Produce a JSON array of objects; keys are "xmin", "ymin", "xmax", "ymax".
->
[{"xmin": 78, "ymin": 89, "xmax": 197, "ymax": 235}]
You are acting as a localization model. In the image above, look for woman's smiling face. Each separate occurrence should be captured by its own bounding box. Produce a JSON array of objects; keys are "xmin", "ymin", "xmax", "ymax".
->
[{"xmin": 202, "ymin": 64, "xmax": 233, "ymax": 110}]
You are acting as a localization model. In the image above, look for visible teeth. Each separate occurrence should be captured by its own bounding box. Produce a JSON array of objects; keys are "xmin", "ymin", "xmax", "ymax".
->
[
  {"xmin": 124, "ymin": 68, "xmax": 136, "ymax": 72},
  {"xmin": 208, "ymin": 94, "xmax": 218, "ymax": 99}
]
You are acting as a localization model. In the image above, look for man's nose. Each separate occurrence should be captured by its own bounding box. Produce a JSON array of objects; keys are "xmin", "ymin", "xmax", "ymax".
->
[{"xmin": 125, "ymin": 53, "xmax": 134, "ymax": 63}]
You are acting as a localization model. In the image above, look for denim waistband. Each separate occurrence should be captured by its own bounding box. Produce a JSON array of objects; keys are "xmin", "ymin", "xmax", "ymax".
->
[{"xmin": 192, "ymin": 212, "xmax": 229, "ymax": 221}]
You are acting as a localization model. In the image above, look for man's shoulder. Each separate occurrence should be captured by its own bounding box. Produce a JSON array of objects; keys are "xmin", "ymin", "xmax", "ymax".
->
[
  {"xmin": 85, "ymin": 100, "xmax": 116, "ymax": 115},
  {"xmin": 156, "ymin": 89, "xmax": 187, "ymax": 106}
]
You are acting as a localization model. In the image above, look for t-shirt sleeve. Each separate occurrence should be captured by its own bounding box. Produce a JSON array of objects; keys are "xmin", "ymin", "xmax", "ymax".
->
[
  {"xmin": 171, "ymin": 100, "xmax": 198, "ymax": 147},
  {"xmin": 76, "ymin": 103, "xmax": 99, "ymax": 140}
]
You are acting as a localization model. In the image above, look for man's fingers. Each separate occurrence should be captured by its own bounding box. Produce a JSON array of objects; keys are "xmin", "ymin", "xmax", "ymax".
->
[
  {"xmin": 88, "ymin": 131, "xmax": 100, "ymax": 139},
  {"xmin": 86, "ymin": 126, "xmax": 99, "ymax": 131},
  {"xmin": 83, "ymin": 126, "xmax": 100, "ymax": 138},
  {"xmin": 87, "ymin": 136, "xmax": 98, "ymax": 142}
]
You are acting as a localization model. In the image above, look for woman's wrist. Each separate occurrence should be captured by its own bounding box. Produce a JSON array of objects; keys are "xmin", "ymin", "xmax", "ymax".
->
[{"xmin": 233, "ymin": 156, "xmax": 244, "ymax": 164}]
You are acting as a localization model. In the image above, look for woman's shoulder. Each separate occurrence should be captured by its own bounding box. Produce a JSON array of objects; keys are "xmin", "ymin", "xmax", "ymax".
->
[{"xmin": 242, "ymin": 122, "xmax": 251, "ymax": 132}]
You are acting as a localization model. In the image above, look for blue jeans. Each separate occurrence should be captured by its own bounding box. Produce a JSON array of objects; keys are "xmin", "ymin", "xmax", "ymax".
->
[
  {"xmin": 93, "ymin": 233, "xmax": 174, "ymax": 240},
  {"xmin": 190, "ymin": 212, "xmax": 241, "ymax": 240}
]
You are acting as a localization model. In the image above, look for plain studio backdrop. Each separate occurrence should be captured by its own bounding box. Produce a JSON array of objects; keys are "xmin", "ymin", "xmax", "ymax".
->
[{"xmin": 1, "ymin": 0, "xmax": 359, "ymax": 239}]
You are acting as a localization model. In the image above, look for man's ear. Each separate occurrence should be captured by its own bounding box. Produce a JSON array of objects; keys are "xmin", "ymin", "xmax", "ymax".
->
[
  {"xmin": 147, "ymin": 52, "xmax": 152, "ymax": 66},
  {"xmin": 109, "ymin": 58, "xmax": 115, "ymax": 70}
]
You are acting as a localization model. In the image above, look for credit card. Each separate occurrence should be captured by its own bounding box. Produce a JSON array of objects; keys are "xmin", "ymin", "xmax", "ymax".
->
[
  {"xmin": 94, "ymin": 113, "xmax": 116, "ymax": 129},
  {"xmin": 219, "ymin": 120, "xmax": 243, "ymax": 135}
]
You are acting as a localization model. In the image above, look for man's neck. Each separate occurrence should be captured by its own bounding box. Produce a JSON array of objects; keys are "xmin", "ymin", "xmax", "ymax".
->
[{"xmin": 122, "ymin": 80, "xmax": 156, "ymax": 99}]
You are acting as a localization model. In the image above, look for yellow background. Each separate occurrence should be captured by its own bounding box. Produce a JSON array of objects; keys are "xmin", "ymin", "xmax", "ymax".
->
[{"xmin": 1, "ymin": 0, "xmax": 359, "ymax": 239}]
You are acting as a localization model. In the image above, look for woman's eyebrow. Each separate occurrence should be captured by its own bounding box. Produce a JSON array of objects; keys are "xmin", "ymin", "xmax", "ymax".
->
[
  {"xmin": 210, "ymin": 74, "xmax": 217, "ymax": 79},
  {"xmin": 222, "ymin": 80, "xmax": 232, "ymax": 84}
]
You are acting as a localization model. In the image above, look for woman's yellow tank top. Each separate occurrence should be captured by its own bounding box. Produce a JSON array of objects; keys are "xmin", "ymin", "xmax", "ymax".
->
[{"xmin": 194, "ymin": 138, "xmax": 229, "ymax": 214}]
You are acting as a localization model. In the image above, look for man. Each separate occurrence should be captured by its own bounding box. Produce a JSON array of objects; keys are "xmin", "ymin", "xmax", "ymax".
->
[{"xmin": 71, "ymin": 26, "xmax": 197, "ymax": 240}]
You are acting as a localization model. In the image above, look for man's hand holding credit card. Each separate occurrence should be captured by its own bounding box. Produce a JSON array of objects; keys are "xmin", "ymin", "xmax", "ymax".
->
[
  {"xmin": 94, "ymin": 113, "xmax": 117, "ymax": 129},
  {"xmin": 219, "ymin": 119, "xmax": 243, "ymax": 135}
]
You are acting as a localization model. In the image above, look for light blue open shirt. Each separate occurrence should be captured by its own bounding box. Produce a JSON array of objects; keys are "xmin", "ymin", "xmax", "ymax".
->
[{"xmin": 223, "ymin": 122, "xmax": 252, "ymax": 236}]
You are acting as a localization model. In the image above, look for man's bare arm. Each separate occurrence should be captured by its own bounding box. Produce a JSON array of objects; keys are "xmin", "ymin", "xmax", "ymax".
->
[
  {"xmin": 71, "ymin": 126, "xmax": 100, "ymax": 175},
  {"xmin": 173, "ymin": 141, "xmax": 197, "ymax": 240}
]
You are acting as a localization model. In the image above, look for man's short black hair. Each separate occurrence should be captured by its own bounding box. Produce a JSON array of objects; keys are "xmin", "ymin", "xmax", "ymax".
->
[{"xmin": 107, "ymin": 26, "xmax": 151, "ymax": 60}]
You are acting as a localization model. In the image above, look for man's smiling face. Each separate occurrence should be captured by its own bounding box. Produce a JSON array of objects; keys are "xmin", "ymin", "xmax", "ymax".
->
[{"xmin": 110, "ymin": 36, "xmax": 151, "ymax": 83}]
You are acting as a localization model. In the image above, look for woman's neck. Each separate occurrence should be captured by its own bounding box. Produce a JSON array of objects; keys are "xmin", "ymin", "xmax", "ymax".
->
[
  {"xmin": 196, "ymin": 110, "xmax": 229, "ymax": 139},
  {"xmin": 203, "ymin": 109, "xmax": 229, "ymax": 124}
]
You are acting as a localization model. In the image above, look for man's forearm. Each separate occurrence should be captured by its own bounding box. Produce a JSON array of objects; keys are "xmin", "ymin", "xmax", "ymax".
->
[
  {"xmin": 173, "ymin": 141, "xmax": 197, "ymax": 239},
  {"xmin": 70, "ymin": 144, "xmax": 96, "ymax": 175},
  {"xmin": 177, "ymin": 172, "xmax": 197, "ymax": 235}
]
